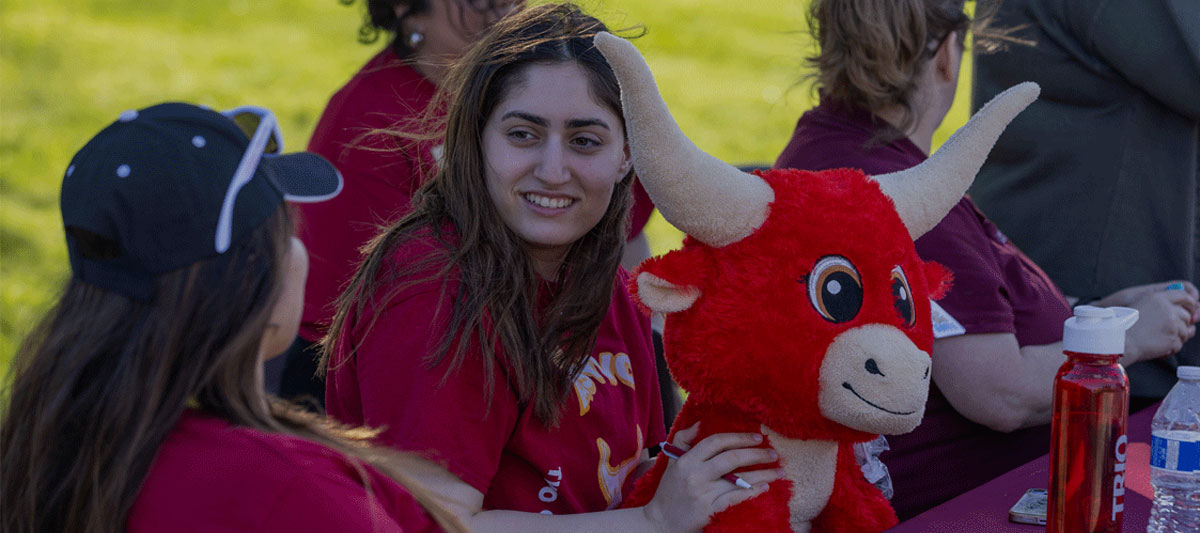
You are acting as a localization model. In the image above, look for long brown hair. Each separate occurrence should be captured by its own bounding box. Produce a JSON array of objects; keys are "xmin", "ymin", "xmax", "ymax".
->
[
  {"xmin": 322, "ymin": 3, "xmax": 635, "ymax": 426},
  {"xmin": 0, "ymin": 207, "xmax": 464, "ymax": 533}
]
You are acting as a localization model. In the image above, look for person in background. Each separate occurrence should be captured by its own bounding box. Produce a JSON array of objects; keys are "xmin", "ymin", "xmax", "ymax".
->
[
  {"xmin": 277, "ymin": 0, "xmax": 523, "ymax": 406},
  {"xmin": 775, "ymin": 0, "xmax": 1199, "ymax": 520},
  {"xmin": 0, "ymin": 103, "xmax": 462, "ymax": 533},
  {"xmin": 970, "ymin": 0, "xmax": 1200, "ymax": 403},
  {"xmin": 323, "ymin": 4, "xmax": 778, "ymax": 530}
]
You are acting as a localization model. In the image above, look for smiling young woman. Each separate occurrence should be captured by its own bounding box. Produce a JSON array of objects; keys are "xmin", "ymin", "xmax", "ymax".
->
[
  {"xmin": 482, "ymin": 61, "xmax": 633, "ymax": 277},
  {"xmin": 320, "ymin": 3, "xmax": 779, "ymax": 531}
]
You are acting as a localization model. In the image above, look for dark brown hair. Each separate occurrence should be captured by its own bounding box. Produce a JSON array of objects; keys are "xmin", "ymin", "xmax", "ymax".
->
[
  {"xmin": 806, "ymin": 0, "xmax": 971, "ymax": 135},
  {"xmin": 0, "ymin": 207, "xmax": 464, "ymax": 533},
  {"xmin": 322, "ymin": 3, "xmax": 635, "ymax": 426}
]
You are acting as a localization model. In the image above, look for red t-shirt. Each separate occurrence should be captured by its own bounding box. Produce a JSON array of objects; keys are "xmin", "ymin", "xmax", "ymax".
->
[
  {"xmin": 296, "ymin": 49, "xmax": 438, "ymax": 342},
  {"xmin": 326, "ymin": 234, "xmax": 665, "ymax": 514},
  {"xmin": 776, "ymin": 99, "xmax": 1071, "ymax": 519},
  {"xmin": 127, "ymin": 410, "xmax": 439, "ymax": 532}
]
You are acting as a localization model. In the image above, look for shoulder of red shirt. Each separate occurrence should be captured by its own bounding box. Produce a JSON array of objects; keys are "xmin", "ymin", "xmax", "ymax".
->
[
  {"xmin": 128, "ymin": 410, "xmax": 439, "ymax": 532},
  {"xmin": 308, "ymin": 48, "xmax": 437, "ymax": 158},
  {"xmin": 322, "ymin": 48, "xmax": 435, "ymax": 126}
]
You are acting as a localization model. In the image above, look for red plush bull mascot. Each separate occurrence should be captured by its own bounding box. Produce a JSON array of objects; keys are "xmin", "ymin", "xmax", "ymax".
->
[{"xmin": 593, "ymin": 32, "xmax": 1038, "ymax": 532}]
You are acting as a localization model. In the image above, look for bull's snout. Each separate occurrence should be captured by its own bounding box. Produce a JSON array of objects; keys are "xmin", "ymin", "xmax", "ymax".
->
[{"xmin": 818, "ymin": 325, "xmax": 931, "ymax": 434}]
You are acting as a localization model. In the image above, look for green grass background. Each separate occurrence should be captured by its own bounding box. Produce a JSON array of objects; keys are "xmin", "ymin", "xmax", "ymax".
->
[{"xmin": 0, "ymin": 0, "xmax": 974, "ymax": 368}]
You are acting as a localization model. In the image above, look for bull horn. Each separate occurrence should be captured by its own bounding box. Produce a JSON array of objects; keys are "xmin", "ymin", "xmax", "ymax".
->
[
  {"xmin": 874, "ymin": 82, "xmax": 1040, "ymax": 239},
  {"xmin": 594, "ymin": 32, "xmax": 774, "ymax": 248}
]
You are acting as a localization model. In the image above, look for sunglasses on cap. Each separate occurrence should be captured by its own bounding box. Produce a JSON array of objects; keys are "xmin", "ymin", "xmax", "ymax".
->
[{"xmin": 214, "ymin": 105, "xmax": 284, "ymax": 253}]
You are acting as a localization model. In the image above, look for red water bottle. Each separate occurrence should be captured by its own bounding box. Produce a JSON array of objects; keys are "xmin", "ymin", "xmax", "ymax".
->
[{"xmin": 1047, "ymin": 305, "xmax": 1138, "ymax": 532}]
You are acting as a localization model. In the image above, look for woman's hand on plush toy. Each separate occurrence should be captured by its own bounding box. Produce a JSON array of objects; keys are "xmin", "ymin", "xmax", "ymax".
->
[{"xmin": 640, "ymin": 423, "xmax": 780, "ymax": 532}]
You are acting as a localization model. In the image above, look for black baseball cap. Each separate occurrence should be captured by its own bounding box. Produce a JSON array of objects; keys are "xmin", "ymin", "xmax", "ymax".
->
[{"xmin": 60, "ymin": 102, "xmax": 342, "ymax": 301}]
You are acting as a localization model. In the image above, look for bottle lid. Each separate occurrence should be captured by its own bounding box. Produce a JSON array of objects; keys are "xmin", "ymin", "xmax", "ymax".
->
[
  {"xmin": 1179, "ymin": 366, "xmax": 1200, "ymax": 380},
  {"xmin": 1062, "ymin": 305, "xmax": 1139, "ymax": 355}
]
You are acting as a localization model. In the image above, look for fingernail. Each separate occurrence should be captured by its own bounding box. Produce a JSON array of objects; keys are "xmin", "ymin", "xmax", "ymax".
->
[
  {"xmin": 776, "ymin": 468, "xmax": 786, "ymax": 477},
  {"xmin": 768, "ymin": 450, "xmax": 779, "ymax": 460},
  {"xmin": 752, "ymin": 433, "xmax": 763, "ymax": 443},
  {"xmin": 758, "ymin": 483, "xmax": 770, "ymax": 491}
]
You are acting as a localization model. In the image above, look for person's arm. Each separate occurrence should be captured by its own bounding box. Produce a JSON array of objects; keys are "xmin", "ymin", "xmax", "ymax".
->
[
  {"xmin": 933, "ymin": 281, "xmax": 1199, "ymax": 432},
  {"xmin": 1074, "ymin": 0, "xmax": 1200, "ymax": 119},
  {"xmin": 932, "ymin": 333, "xmax": 1064, "ymax": 432},
  {"xmin": 404, "ymin": 425, "xmax": 778, "ymax": 533}
]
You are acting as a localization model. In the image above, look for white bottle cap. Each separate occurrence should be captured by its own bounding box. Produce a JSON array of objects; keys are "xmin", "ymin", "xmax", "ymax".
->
[
  {"xmin": 1179, "ymin": 366, "xmax": 1200, "ymax": 380},
  {"xmin": 1062, "ymin": 305, "xmax": 1139, "ymax": 355}
]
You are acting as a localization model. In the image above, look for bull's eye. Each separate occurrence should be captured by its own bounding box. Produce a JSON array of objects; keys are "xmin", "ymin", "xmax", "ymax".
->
[
  {"xmin": 891, "ymin": 266, "xmax": 915, "ymax": 327},
  {"xmin": 808, "ymin": 255, "xmax": 862, "ymax": 323}
]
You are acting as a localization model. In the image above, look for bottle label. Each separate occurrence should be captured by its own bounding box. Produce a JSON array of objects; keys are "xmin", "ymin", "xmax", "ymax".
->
[{"xmin": 1150, "ymin": 432, "xmax": 1200, "ymax": 473}]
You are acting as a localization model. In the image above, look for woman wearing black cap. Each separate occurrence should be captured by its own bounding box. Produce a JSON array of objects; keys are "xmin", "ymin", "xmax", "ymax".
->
[{"xmin": 0, "ymin": 103, "xmax": 462, "ymax": 533}]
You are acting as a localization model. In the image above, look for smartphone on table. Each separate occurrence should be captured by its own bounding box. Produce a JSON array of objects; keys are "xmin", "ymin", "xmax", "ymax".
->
[{"xmin": 1008, "ymin": 488, "xmax": 1047, "ymax": 526}]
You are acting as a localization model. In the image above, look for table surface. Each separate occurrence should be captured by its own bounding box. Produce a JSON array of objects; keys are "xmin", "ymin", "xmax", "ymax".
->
[{"xmin": 889, "ymin": 404, "xmax": 1157, "ymax": 532}]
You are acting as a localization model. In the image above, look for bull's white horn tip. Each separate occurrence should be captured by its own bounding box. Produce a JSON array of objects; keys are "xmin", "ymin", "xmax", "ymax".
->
[{"xmin": 1002, "ymin": 81, "xmax": 1040, "ymax": 104}]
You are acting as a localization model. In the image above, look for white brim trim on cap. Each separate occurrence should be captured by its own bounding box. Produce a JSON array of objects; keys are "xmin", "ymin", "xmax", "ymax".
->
[{"xmin": 261, "ymin": 152, "xmax": 344, "ymax": 203}]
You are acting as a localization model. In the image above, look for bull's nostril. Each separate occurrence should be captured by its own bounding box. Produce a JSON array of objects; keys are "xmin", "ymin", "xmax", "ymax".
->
[
  {"xmin": 923, "ymin": 365, "xmax": 930, "ymax": 379},
  {"xmin": 865, "ymin": 358, "xmax": 885, "ymax": 376}
]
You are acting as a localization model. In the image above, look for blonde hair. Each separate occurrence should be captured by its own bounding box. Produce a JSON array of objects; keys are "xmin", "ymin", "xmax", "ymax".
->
[{"xmin": 806, "ymin": 0, "xmax": 970, "ymax": 134}]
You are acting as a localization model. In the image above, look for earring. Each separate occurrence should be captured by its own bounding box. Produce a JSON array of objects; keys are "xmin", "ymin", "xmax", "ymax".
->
[{"xmin": 408, "ymin": 30, "xmax": 424, "ymax": 49}]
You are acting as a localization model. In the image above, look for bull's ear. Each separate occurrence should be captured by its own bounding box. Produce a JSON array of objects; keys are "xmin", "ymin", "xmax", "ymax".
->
[
  {"xmin": 630, "ymin": 249, "xmax": 709, "ymax": 314},
  {"xmin": 636, "ymin": 272, "xmax": 701, "ymax": 313},
  {"xmin": 923, "ymin": 260, "xmax": 953, "ymax": 300}
]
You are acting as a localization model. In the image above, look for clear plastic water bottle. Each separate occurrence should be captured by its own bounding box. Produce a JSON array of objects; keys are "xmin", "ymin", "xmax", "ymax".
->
[{"xmin": 1147, "ymin": 365, "xmax": 1200, "ymax": 533}]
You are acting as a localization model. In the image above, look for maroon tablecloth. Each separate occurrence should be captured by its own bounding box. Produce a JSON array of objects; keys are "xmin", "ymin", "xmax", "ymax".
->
[{"xmin": 889, "ymin": 404, "xmax": 1157, "ymax": 532}]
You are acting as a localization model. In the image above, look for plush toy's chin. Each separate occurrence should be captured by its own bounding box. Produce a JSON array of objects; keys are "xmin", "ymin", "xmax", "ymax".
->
[
  {"xmin": 817, "ymin": 324, "xmax": 931, "ymax": 435},
  {"xmin": 830, "ymin": 382, "xmax": 926, "ymax": 434}
]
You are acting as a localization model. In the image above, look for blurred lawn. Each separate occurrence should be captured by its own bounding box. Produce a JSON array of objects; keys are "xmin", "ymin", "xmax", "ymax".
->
[{"xmin": 0, "ymin": 0, "xmax": 973, "ymax": 368}]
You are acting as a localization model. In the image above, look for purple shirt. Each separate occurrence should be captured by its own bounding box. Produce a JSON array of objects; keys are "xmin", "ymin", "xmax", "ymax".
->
[{"xmin": 776, "ymin": 100, "xmax": 1071, "ymax": 520}]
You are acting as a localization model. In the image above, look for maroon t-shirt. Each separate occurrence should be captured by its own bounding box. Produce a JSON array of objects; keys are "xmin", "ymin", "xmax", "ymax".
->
[
  {"xmin": 128, "ymin": 410, "xmax": 438, "ymax": 532},
  {"xmin": 776, "ymin": 100, "xmax": 1071, "ymax": 519},
  {"xmin": 326, "ymin": 234, "xmax": 665, "ymax": 513}
]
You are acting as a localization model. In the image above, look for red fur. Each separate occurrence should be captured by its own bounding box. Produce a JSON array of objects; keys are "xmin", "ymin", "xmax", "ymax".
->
[
  {"xmin": 812, "ymin": 444, "xmax": 898, "ymax": 532},
  {"xmin": 923, "ymin": 260, "xmax": 953, "ymax": 301},
  {"xmin": 629, "ymin": 167, "xmax": 945, "ymax": 531}
]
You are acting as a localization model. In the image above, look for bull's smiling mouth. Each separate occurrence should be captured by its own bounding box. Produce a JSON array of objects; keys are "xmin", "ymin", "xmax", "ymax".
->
[{"xmin": 842, "ymin": 382, "xmax": 917, "ymax": 415}]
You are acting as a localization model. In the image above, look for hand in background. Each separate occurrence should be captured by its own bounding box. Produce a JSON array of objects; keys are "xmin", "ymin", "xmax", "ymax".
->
[{"xmin": 1114, "ymin": 281, "xmax": 1199, "ymax": 364}]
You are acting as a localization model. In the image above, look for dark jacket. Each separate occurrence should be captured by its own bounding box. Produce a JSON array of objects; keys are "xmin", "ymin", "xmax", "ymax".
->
[{"xmin": 971, "ymin": 0, "xmax": 1200, "ymax": 396}]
